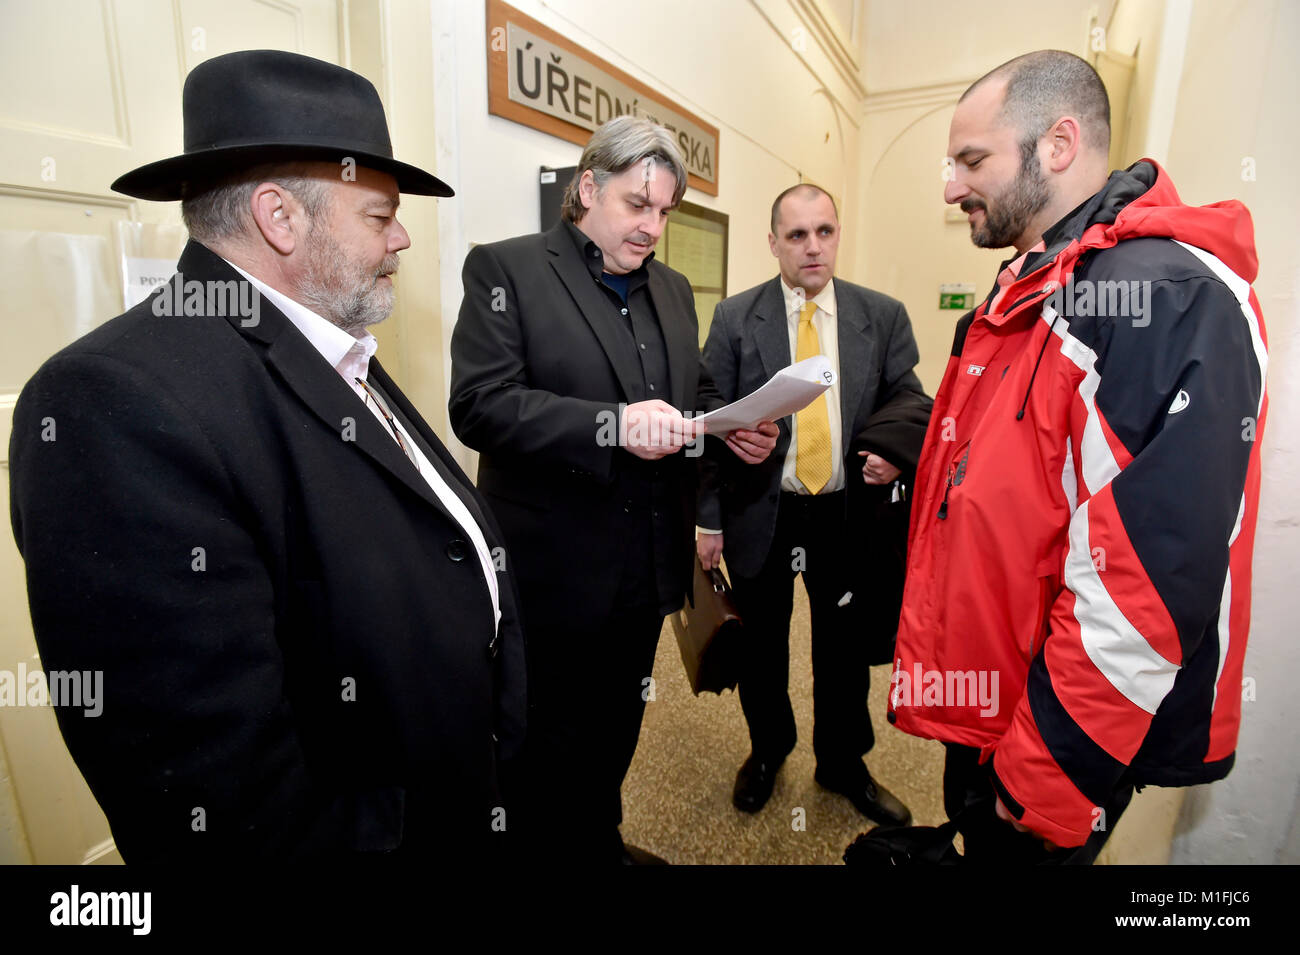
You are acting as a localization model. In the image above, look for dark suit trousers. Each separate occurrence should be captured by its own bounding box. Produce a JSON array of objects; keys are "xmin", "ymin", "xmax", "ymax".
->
[
  {"xmin": 519, "ymin": 519, "xmax": 664, "ymax": 863},
  {"xmin": 729, "ymin": 490, "xmax": 874, "ymax": 771},
  {"xmin": 942, "ymin": 743, "xmax": 1134, "ymax": 864}
]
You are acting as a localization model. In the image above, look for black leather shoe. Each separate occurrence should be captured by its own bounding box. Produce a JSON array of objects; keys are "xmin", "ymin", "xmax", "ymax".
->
[
  {"xmin": 733, "ymin": 752, "xmax": 786, "ymax": 813},
  {"xmin": 815, "ymin": 765, "xmax": 912, "ymax": 827},
  {"xmin": 620, "ymin": 843, "xmax": 670, "ymax": 865}
]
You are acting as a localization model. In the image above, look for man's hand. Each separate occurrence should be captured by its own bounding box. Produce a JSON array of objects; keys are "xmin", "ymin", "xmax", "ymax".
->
[
  {"xmin": 620, "ymin": 400, "xmax": 704, "ymax": 460},
  {"xmin": 859, "ymin": 450, "xmax": 901, "ymax": 485},
  {"xmin": 725, "ymin": 420, "xmax": 779, "ymax": 464},
  {"xmin": 697, "ymin": 532, "xmax": 724, "ymax": 570},
  {"xmin": 994, "ymin": 797, "xmax": 1060, "ymax": 850}
]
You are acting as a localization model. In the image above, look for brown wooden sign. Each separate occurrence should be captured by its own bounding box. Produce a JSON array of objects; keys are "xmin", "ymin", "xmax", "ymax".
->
[{"xmin": 486, "ymin": 0, "xmax": 720, "ymax": 196}]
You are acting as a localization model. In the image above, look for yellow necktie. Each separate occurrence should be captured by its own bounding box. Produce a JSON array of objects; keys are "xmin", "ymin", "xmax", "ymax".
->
[{"xmin": 795, "ymin": 301, "xmax": 832, "ymax": 494}]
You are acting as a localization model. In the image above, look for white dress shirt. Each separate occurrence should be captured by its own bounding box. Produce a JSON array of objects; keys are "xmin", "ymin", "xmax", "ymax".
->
[
  {"xmin": 780, "ymin": 277, "xmax": 845, "ymax": 494},
  {"xmin": 225, "ymin": 259, "xmax": 501, "ymax": 633}
]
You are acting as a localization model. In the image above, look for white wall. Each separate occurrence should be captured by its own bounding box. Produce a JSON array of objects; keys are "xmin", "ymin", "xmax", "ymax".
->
[
  {"xmin": 1106, "ymin": 0, "xmax": 1185, "ymax": 164},
  {"xmin": 862, "ymin": 0, "xmax": 1105, "ymax": 93},
  {"xmin": 1164, "ymin": 0, "xmax": 1300, "ymax": 865}
]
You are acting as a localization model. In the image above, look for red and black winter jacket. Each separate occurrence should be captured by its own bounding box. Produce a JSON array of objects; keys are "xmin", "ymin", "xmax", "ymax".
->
[{"xmin": 889, "ymin": 160, "xmax": 1268, "ymax": 848}]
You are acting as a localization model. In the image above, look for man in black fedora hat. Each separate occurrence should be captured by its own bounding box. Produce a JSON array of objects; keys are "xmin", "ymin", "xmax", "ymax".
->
[{"xmin": 9, "ymin": 50, "xmax": 526, "ymax": 863}]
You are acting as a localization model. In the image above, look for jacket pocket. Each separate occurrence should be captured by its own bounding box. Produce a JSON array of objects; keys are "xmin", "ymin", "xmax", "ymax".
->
[
  {"xmin": 937, "ymin": 439, "xmax": 971, "ymax": 520},
  {"xmin": 483, "ymin": 482, "xmax": 551, "ymax": 513},
  {"xmin": 1028, "ymin": 556, "xmax": 1059, "ymax": 659}
]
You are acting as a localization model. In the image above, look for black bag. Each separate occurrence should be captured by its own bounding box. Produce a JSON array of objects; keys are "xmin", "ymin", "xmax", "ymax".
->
[{"xmin": 843, "ymin": 815, "xmax": 966, "ymax": 866}]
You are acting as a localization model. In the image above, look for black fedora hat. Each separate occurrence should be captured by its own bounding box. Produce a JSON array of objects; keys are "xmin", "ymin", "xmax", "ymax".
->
[{"xmin": 111, "ymin": 49, "xmax": 453, "ymax": 200}]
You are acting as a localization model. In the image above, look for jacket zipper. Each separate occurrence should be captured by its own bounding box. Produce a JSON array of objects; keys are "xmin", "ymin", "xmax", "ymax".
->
[
  {"xmin": 938, "ymin": 467, "xmax": 953, "ymax": 520},
  {"xmin": 937, "ymin": 442, "xmax": 970, "ymax": 521}
]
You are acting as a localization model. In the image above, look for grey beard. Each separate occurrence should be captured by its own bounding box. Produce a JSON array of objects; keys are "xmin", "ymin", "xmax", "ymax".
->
[
  {"xmin": 300, "ymin": 272, "xmax": 394, "ymax": 332},
  {"xmin": 297, "ymin": 231, "xmax": 397, "ymax": 332}
]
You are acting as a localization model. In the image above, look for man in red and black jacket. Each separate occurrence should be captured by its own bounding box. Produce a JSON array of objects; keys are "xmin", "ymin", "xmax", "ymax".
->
[{"xmin": 891, "ymin": 50, "xmax": 1267, "ymax": 863}]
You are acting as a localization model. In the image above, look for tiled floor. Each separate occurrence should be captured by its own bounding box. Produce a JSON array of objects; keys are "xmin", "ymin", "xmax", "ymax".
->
[{"xmin": 620, "ymin": 575, "xmax": 950, "ymax": 864}]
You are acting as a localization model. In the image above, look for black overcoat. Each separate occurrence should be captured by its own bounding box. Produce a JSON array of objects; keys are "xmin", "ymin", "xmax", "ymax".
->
[{"xmin": 9, "ymin": 241, "xmax": 526, "ymax": 863}]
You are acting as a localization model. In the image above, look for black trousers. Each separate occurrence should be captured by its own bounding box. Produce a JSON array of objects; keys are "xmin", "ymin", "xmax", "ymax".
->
[
  {"xmin": 942, "ymin": 743, "xmax": 1134, "ymax": 865},
  {"xmin": 729, "ymin": 490, "xmax": 874, "ymax": 772},
  {"xmin": 517, "ymin": 532, "xmax": 665, "ymax": 863}
]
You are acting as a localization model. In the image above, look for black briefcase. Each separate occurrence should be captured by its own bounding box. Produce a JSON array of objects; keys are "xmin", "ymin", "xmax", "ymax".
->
[{"xmin": 671, "ymin": 559, "xmax": 743, "ymax": 695}]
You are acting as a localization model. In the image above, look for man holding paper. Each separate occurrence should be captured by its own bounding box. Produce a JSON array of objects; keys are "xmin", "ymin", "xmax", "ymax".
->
[
  {"xmin": 450, "ymin": 117, "xmax": 776, "ymax": 864},
  {"xmin": 698, "ymin": 184, "xmax": 931, "ymax": 822}
]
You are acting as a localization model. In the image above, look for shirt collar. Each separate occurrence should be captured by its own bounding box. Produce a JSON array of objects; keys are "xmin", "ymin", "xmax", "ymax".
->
[
  {"xmin": 781, "ymin": 276, "xmax": 837, "ymax": 320},
  {"xmin": 224, "ymin": 258, "xmax": 378, "ymax": 374},
  {"xmin": 999, "ymin": 239, "xmax": 1048, "ymax": 287},
  {"xmin": 563, "ymin": 219, "xmax": 654, "ymax": 285}
]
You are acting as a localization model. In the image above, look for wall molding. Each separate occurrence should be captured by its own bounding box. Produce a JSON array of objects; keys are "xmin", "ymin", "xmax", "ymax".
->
[
  {"xmin": 82, "ymin": 836, "xmax": 119, "ymax": 865},
  {"xmin": 0, "ymin": 183, "xmax": 134, "ymax": 209},
  {"xmin": 794, "ymin": 0, "xmax": 865, "ymax": 99},
  {"xmin": 2, "ymin": 0, "xmax": 130, "ymax": 152},
  {"xmin": 749, "ymin": 0, "xmax": 864, "ymax": 126},
  {"xmin": 863, "ymin": 79, "xmax": 969, "ymax": 115}
]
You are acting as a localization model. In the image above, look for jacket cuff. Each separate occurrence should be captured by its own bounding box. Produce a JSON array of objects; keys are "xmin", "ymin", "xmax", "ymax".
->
[{"xmin": 991, "ymin": 729, "xmax": 1097, "ymax": 849}]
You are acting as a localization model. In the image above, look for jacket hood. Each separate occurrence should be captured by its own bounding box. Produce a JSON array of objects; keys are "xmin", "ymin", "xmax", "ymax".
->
[{"xmin": 1086, "ymin": 159, "xmax": 1259, "ymax": 283}]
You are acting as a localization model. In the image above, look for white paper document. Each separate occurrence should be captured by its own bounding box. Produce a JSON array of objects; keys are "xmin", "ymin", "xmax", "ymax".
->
[{"xmin": 698, "ymin": 355, "xmax": 835, "ymax": 433}]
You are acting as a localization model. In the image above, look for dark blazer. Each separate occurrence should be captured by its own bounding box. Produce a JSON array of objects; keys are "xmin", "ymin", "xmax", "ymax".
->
[
  {"xmin": 449, "ymin": 221, "xmax": 722, "ymax": 627},
  {"xmin": 8, "ymin": 241, "xmax": 526, "ymax": 864},
  {"xmin": 698, "ymin": 276, "xmax": 930, "ymax": 580}
]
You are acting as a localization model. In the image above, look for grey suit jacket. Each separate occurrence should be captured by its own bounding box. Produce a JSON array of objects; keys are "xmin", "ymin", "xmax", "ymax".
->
[{"xmin": 698, "ymin": 276, "xmax": 925, "ymax": 579}]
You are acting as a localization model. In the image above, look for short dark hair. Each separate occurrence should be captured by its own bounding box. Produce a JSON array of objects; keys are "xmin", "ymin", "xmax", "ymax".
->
[
  {"xmin": 770, "ymin": 183, "xmax": 838, "ymax": 234},
  {"xmin": 961, "ymin": 50, "xmax": 1110, "ymax": 156}
]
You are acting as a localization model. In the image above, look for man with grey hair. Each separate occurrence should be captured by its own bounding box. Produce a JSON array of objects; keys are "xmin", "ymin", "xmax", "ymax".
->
[
  {"xmin": 891, "ymin": 50, "xmax": 1266, "ymax": 863},
  {"xmin": 10, "ymin": 51, "xmax": 525, "ymax": 863},
  {"xmin": 451, "ymin": 116, "xmax": 778, "ymax": 864}
]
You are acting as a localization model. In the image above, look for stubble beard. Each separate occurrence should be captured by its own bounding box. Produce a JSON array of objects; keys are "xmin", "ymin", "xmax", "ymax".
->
[{"xmin": 966, "ymin": 147, "xmax": 1051, "ymax": 250}]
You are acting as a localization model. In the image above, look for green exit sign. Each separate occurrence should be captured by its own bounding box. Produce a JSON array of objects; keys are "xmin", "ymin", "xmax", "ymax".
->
[{"xmin": 940, "ymin": 283, "xmax": 975, "ymax": 310}]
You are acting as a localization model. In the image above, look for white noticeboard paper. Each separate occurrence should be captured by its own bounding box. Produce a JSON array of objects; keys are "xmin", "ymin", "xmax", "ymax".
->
[
  {"xmin": 123, "ymin": 257, "xmax": 178, "ymax": 309},
  {"xmin": 697, "ymin": 355, "xmax": 834, "ymax": 433}
]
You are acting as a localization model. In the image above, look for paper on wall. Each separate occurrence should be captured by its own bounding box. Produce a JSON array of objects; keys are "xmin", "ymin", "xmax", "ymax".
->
[
  {"xmin": 697, "ymin": 355, "xmax": 834, "ymax": 433},
  {"xmin": 114, "ymin": 220, "xmax": 187, "ymax": 311},
  {"xmin": 0, "ymin": 229, "xmax": 117, "ymax": 395},
  {"xmin": 123, "ymin": 257, "xmax": 178, "ymax": 309}
]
